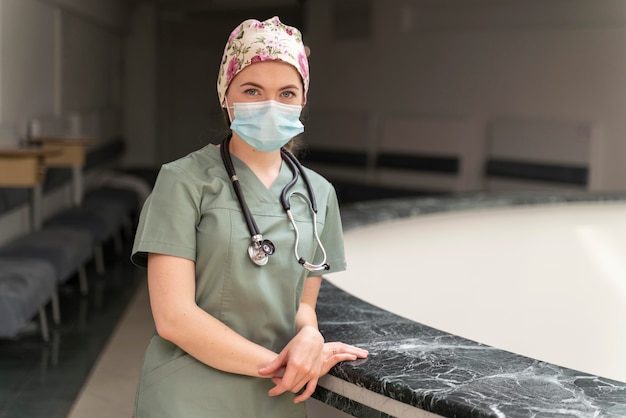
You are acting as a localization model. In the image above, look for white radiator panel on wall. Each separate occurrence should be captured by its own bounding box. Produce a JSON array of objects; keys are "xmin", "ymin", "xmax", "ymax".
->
[
  {"xmin": 306, "ymin": 109, "xmax": 372, "ymax": 151},
  {"xmin": 378, "ymin": 117, "xmax": 480, "ymax": 192},
  {"xmin": 486, "ymin": 118, "xmax": 601, "ymax": 191},
  {"xmin": 489, "ymin": 119, "xmax": 591, "ymax": 165},
  {"xmin": 29, "ymin": 116, "xmax": 65, "ymax": 138},
  {"xmin": 304, "ymin": 109, "xmax": 479, "ymax": 193},
  {"xmin": 303, "ymin": 109, "xmax": 376, "ymax": 183},
  {"xmin": 29, "ymin": 108, "xmax": 120, "ymax": 140},
  {"xmin": 380, "ymin": 118, "xmax": 467, "ymax": 154}
]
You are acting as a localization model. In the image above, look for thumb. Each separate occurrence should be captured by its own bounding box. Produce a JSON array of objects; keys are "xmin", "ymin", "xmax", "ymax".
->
[{"xmin": 258, "ymin": 354, "xmax": 285, "ymax": 376}]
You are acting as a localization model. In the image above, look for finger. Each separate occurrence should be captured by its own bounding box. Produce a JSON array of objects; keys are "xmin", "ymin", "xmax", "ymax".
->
[
  {"xmin": 267, "ymin": 367, "xmax": 298, "ymax": 397},
  {"xmin": 321, "ymin": 353, "xmax": 357, "ymax": 376},
  {"xmin": 268, "ymin": 364, "xmax": 313, "ymax": 397},
  {"xmin": 267, "ymin": 382, "xmax": 288, "ymax": 397},
  {"xmin": 335, "ymin": 353, "xmax": 358, "ymax": 362},
  {"xmin": 271, "ymin": 376, "xmax": 282, "ymax": 386},
  {"xmin": 258, "ymin": 355, "xmax": 286, "ymax": 376},
  {"xmin": 293, "ymin": 377, "xmax": 318, "ymax": 403},
  {"xmin": 332, "ymin": 343, "xmax": 368, "ymax": 358},
  {"xmin": 268, "ymin": 372, "xmax": 308, "ymax": 397}
]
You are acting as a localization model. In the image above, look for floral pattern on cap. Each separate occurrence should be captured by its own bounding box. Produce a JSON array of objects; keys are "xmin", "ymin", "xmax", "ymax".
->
[{"xmin": 217, "ymin": 16, "xmax": 309, "ymax": 106}]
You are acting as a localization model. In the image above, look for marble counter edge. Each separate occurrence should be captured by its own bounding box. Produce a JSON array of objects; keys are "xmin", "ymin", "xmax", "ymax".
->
[{"xmin": 314, "ymin": 191, "xmax": 626, "ymax": 418}]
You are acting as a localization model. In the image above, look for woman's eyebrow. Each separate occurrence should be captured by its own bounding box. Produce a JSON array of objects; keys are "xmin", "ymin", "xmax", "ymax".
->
[
  {"xmin": 280, "ymin": 84, "xmax": 301, "ymax": 91},
  {"xmin": 239, "ymin": 81, "xmax": 301, "ymax": 91},
  {"xmin": 239, "ymin": 81, "xmax": 263, "ymax": 89}
]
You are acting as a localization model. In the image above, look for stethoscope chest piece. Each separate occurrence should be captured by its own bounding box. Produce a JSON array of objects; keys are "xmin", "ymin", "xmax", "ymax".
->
[{"xmin": 247, "ymin": 237, "xmax": 275, "ymax": 266}]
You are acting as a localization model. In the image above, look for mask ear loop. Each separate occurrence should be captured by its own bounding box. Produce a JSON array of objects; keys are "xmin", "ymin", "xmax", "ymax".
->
[{"xmin": 224, "ymin": 98, "xmax": 235, "ymax": 124}]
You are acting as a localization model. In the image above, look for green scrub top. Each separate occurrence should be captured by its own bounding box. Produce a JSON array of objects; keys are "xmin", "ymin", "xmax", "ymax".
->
[{"xmin": 131, "ymin": 143, "xmax": 346, "ymax": 418}]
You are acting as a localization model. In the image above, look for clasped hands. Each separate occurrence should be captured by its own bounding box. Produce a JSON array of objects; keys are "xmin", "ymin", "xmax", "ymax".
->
[{"xmin": 258, "ymin": 326, "xmax": 368, "ymax": 403}]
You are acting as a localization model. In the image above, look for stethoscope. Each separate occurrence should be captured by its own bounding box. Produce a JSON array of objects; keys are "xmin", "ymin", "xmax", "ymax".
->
[{"xmin": 220, "ymin": 136, "xmax": 329, "ymax": 272}]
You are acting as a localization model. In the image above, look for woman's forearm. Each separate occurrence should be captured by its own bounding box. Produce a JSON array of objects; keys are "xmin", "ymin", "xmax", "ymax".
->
[
  {"xmin": 296, "ymin": 275, "xmax": 323, "ymax": 332},
  {"xmin": 148, "ymin": 253, "xmax": 278, "ymax": 377}
]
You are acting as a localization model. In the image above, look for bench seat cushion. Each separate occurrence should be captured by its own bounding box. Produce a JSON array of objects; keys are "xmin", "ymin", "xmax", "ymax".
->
[
  {"xmin": 44, "ymin": 202, "xmax": 127, "ymax": 243},
  {"xmin": 0, "ymin": 227, "xmax": 93, "ymax": 283},
  {"xmin": 0, "ymin": 257, "xmax": 56, "ymax": 339},
  {"xmin": 84, "ymin": 187, "xmax": 139, "ymax": 215}
]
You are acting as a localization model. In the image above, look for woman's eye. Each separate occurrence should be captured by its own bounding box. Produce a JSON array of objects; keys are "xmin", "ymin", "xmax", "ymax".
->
[
  {"xmin": 244, "ymin": 89, "xmax": 259, "ymax": 96},
  {"xmin": 281, "ymin": 91, "xmax": 295, "ymax": 99}
]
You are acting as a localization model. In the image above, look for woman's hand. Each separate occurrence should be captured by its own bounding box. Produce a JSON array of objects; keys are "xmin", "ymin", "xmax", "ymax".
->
[
  {"xmin": 258, "ymin": 335, "xmax": 369, "ymax": 403},
  {"xmin": 258, "ymin": 325, "xmax": 324, "ymax": 403},
  {"xmin": 320, "ymin": 342, "xmax": 369, "ymax": 376}
]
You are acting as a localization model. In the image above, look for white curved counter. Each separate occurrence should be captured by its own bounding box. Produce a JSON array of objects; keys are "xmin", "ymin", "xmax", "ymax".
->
[{"xmin": 313, "ymin": 193, "xmax": 626, "ymax": 418}]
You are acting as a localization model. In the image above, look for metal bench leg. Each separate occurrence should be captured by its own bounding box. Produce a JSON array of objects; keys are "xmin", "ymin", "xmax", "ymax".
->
[
  {"xmin": 94, "ymin": 244, "xmax": 105, "ymax": 275},
  {"xmin": 39, "ymin": 308, "xmax": 50, "ymax": 342},
  {"xmin": 78, "ymin": 265, "xmax": 88, "ymax": 295},
  {"xmin": 114, "ymin": 231, "xmax": 123, "ymax": 255},
  {"xmin": 51, "ymin": 291, "xmax": 61, "ymax": 325},
  {"xmin": 123, "ymin": 214, "xmax": 134, "ymax": 240}
]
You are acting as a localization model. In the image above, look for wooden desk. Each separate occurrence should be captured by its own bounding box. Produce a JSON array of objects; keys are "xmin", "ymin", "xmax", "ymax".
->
[
  {"xmin": 29, "ymin": 137, "xmax": 99, "ymax": 205},
  {"xmin": 0, "ymin": 147, "xmax": 62, "ymax": 229},
  {"xmin": 32, "ymin": 137, "xmax": 98, "ymax": 167},
  {"xmin": 0, "ymin": 147, "xmax": 60, "ymax": 187}
]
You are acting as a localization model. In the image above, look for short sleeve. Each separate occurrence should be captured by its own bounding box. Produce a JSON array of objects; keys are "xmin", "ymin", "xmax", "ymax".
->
[
  {"xmin": 131, "ymin": 164, "xmax": 200, "ymax": 268},
  {"xmin": 310, "ymin": 185, "xmax": 346, "ymax": 276}
]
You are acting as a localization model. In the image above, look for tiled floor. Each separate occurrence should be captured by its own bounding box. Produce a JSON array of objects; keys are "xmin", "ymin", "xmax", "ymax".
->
[
  {"xmin": 0, "ymin": 241, "xmax": 147, "ymax": 418},
  {"xmin": 67, "ymin": 281, "xmax": 152, "ymax": 418}
]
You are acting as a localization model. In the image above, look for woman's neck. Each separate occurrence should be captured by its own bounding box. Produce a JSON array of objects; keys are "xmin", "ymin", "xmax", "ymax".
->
[{"xmin": 228, "ymin": 134, "xmax": 282, "ymax": 188}]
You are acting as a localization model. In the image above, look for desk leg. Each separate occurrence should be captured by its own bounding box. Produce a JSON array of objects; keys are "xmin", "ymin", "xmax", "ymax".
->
[
  {"xmin": 72, "ymin": 166, "xmax": 83, "ymax": 206},
  {"xmin": 32, "ymin": 184, "xmax": 43, "ymax": 230}
]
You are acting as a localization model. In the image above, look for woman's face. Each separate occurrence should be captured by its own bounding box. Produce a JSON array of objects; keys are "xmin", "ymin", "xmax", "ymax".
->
[{"xmin": 225, "ymin": 61, "xmax": 305, "ymax": 108}]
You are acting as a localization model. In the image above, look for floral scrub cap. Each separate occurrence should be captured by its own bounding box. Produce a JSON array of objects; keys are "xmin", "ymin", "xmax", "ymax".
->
[{"xmin": 217, "ymin": 16, "xmax": 310, "ymax": 107}]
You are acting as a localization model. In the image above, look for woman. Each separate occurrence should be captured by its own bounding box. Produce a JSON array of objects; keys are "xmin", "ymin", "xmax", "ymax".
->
[{"xmin": 131, "ymin": 16, "xmax": 368, "ymax": 417}]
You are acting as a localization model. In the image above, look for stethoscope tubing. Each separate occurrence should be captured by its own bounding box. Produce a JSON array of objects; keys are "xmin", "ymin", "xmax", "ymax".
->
[
  {"xmin": 220, "ymin": 137, "xmax": 263, "ymax": 239},
  {"xmin": 280, "ymin": 148, "xmax": 318, "ymax": 213},
  {"xmin": 220, "ymin": 135, "xmax": 328, "ymax": 271},
  {"xmin": 285, "ymin": 192, "xmax": 328, "ymax": 271}
]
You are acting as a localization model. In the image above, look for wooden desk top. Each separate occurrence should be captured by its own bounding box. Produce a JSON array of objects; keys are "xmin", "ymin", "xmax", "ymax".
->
[
  {"xmin": 29, "ymin": 136, "xmax": 99, "ymax": 146},
  {"xmin": 0, "ymin": 147, "xmax": 62, "ymax": 158}
]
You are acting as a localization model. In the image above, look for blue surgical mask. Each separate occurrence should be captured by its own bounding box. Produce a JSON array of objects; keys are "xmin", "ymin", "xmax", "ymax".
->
[{"xmin": 228, "ymin": 100, "xmax": 304, "ymax": 152}]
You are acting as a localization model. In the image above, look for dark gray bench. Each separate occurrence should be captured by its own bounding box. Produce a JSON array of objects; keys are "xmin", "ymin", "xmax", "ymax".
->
[
  {"xmin": 0, "ymin": 137, "xmax": 151, "ymax": 340},
  {"xmin": 41, "ymin": 138, "xmax": 148, "ymax": 274},
  {"xmin": 0, "ymin": 257, "xmax": 57, "ymax": 341}
]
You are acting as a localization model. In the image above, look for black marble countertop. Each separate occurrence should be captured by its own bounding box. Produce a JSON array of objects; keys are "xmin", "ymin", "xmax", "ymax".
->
[{"xmin": 315, "ymin": 192, "xmax": 626, "ymax": 418}]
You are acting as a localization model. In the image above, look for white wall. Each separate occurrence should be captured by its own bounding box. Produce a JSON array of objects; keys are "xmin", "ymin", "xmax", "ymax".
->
[
  {"xmin": 0, "ymin": 0, "xmax": 124, "ymax": 145},
  {"xmin": 122, "ymin": 2, "xmax": 157, "ymax": 167},
  {"xmin": 45, "ymin": 0, "xmax": 124, "ymax": 28},
  {"xmin": 305, "ymin": 0, "xmax": 626, "ymax": 191},
  {"xmin": 61, "ymin": 12, "xmax": 122, "ymax": 112},
  {"xmin": 0, "ymin": 0, "xmax": 56, "ymax": 134},
  {"xmin": 4, "ymin": 0, "xmax": 626, "ymax": 189},
  {"xmin": 0, "ymin": 0, "xmax": 125, "ymax": 243}
]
